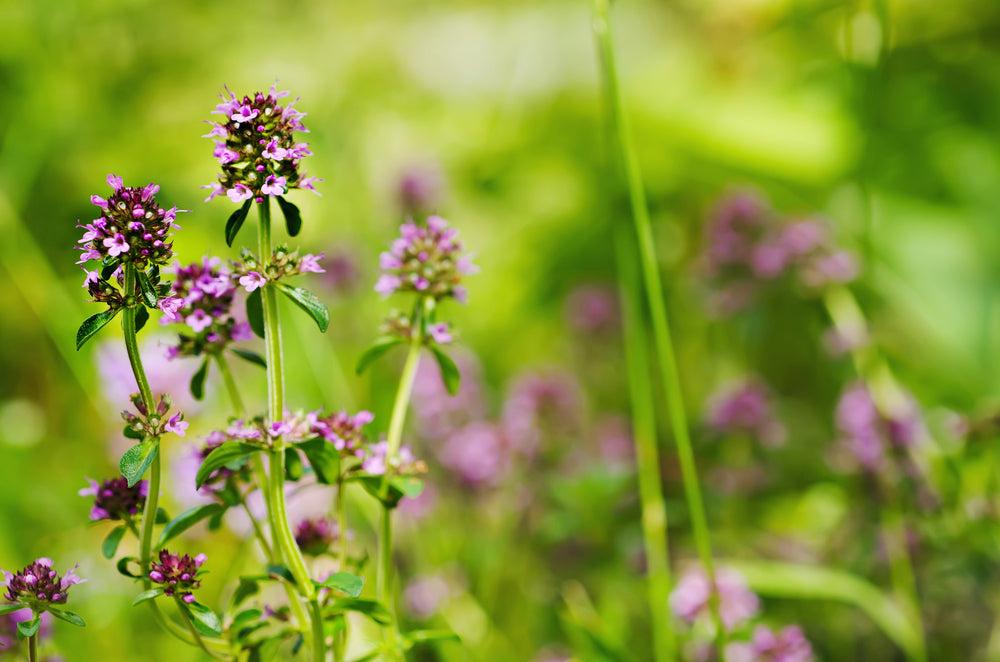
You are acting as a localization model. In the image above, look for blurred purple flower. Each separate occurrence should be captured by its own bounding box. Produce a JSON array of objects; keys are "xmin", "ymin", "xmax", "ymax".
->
[
  {"xmin": 294, "ymin": 517, "xmax": 341, "ymax": 556},
  {"xmin": 706, "ymin": 379, "xmax": 786, "ymax": 447},
  {"xmin": 412, "ymin": 350, "xmax": 486, "ymax": 439},
  {"xmin": 439, "ymin": 422, "xmax": 509, "ymax": 488},
  {"xmin": 564, "ymin": 285, "xmax": 619, "ymax": 334},
  {"xmin": 404, "ymin": 574, "xmax": 452, "ymax": 620},
  {"xmin": 670, "ymin": 565, "xmax": 759, "ymax": 631},
  {"xmin": 319, "ymin": 247, "xmax": 362, "ymax": 294},
  {"xmin": 727, "ymin": 625, "xmax": 815, "ymax": 662},
  {"xmin": 96, "ymin": 336, "xmax": 200, "ymax": 416},
  {"xmin": 79, "ymin": 476, "xmax": 148, "ymax": 522},
  {"xmin": 375, "ymin": 216, "xmax": 477, "ymax": 301},
  {"xmin": 397, "ymin": 163, "xmax": 445, "ymax": 215},
  {"xmin": 835, "ymin": 381, "xmax": 924, "ymax": 472},
  {"xmin": 501, "ymin": 370, "xmax": 583, "ymax": 456}
]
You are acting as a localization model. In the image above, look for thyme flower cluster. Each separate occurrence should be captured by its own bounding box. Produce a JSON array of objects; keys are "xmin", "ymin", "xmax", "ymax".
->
[
  {"xmin": 122, "ymin": 393, "xmax": 188, "ymax": 438},
  {"xmin": 149, "ymin": 550, "xmax": 206, "ymax": 603},
  {"xmin": 79, "ymin": 477, "xmax": 148, "ymax": 521},
  {"xmin": 2, "ymin": 559, "xmax": 85, "ymax": 608},
  {"xmin": 375, "ymin": 216, "xmax": 478, "ymax": 302},
  {"xmin": 232, "ymin": 245, "xmax": 325, "ymax": 293},
  {"xmin": 163, "ymin": 257, "xmax": 252, "ymax": 358}
]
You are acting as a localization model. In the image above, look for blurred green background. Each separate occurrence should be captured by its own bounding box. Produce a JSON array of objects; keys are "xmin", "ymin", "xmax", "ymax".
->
[{"xmin": 3, "ymin": 0, "xmax": 1000, "ymax": 659}]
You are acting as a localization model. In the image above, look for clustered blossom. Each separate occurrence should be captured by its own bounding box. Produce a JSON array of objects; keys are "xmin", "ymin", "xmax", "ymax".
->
[
  {"xmin": 311, "ymin": 410, "xmax": 374, "ymax": 458},
  {"xmin": 564, "ymin": 285, "xmax": 619, "ymax": 334},
  {"xmin": 193, "ymin": 432, "xmax": 254, "ymax": 497},
  {"xmin": 77, "ymin": 175, "xmax": 184, "ymax": 269},
  {"xmin": 702, "ymin": 191, "xmax": 857, "ymax": 314},
  {"xmin": 835, "ymin": 381, "xmax": 924, "ymax": 472},
  {"xmin": 670, "ymin": 566, "xmax": 760, "ymax": 631},
  {"xmin": 207, "ymin": 409, "xmax": 374, "ymax": 454},
  {"xmin": 204, "ymin": 84, "xmax": 320, "ymax": 204},
  {"xmin": 396, "ymin": 163, "xmax": 444, "ymax": 216},
  {"xmin": 375, "ymin": 216, "xmax": 477, "ymax": 302},
  {"xmin": 501, "ymin": 371, "xmax": 583, "ymax": 457},
  {"xmin": 79, "ymin": 477, "xmax": 148, "ymax": 521},
  {"xmin": 122, "ymin": 393, "xmax": 188, "ymax": 438},
  {"xmin": 232, "ymin": 245, "xmax": 325, "ymax": 293},
  {"xmin": 149, "ymin": 550, "xmax": 205, "ymax": 603},
  {"xmin": 404, "ymin": 574, "xmax": 453, "ymax": 620},
  {"xmin": 361, "ymin": 441, "xmax": 427, "ymax": 477},
  {"xmin": 162, "ymin": 257, "xmax": 252, "ymax": 358},
  {"xmin": 294, "ymin": 518, "xmax": 340, "ymax": 556},
  {"xmin": 728, "ymin": 625, "xmax": 815, "ymax": 662},
  {"xmin": 706, "ymin": 379, "xmax": 786, "ymax": 447},
  {"xmin": 2, "ymin": 558, "xmax": 85, "ymax": 607},
  {"xmin": 380, "ymin": 309, "xmax": 453, "ymax": 345}
]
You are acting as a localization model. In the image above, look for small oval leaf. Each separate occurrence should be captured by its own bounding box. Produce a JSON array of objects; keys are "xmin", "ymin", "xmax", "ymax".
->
[
  {"xmin": 313, "ymin": 572, "xmax": 365, "ymax": 598},
  {"xmin": 277, "ymin": 283, "xmax": 329, "ymax": 333},
  {"xmin": 276, "ymin": 196, "xmax": 302, "ymax": 237},
  {"xmin": 196, "ymin": 442, "xmax": 263, "ymax": 489},
  {"xmin": 16, "ymin": 617, "xmax": 40, "ymax": 639},
  {"xmin": 157, "ymin": 503, "xmax": 226, "ymax": 549},
  {"xmin": 190, "ymin": 358, "xmax": 209, "ymax": 401},
  {"xmin": 295, "ymin": 438, "xmax": 341, "ymax": 485},
  {"xmin": 430, "ymin": 347, "xmax": 460, "ymax": 396},
  {"xmin": 132, "ymin": 589, "xmax": 165, "ymax": 606},
  {"xmin": 76, "ymin": 308, "xmax": 120, "ymax": 350},
  {"xmin": 355, "ymin": 338, "xmax": 403, "ymax": 376},
  {"xmin": 246, "ymin": 288, "xmax": 265, "ymax": 339},
  {"xmin": 137, "ymin": 269, "xmax": 159, "ymax": 308},
  {"xmin": 226, "ymin": 199, "xmax": 253, "ymax": 248},
  {"xmin": 231, "ymin": 348, "xmax": 266, "ymax": 368},
  {"xmin": 102, "ymin": 525, "xmax": 128, "ymax": 559},
  {"xmin": 183, "ymin": 600, "xmax": 223, "ymax": 636},
  {"xmin": 119, "ymin": 438, "xmax": 159, "ymax": 487},
  {"xmin": 134, "ymin": 305, "xmax": 150, "ymax": 333}
]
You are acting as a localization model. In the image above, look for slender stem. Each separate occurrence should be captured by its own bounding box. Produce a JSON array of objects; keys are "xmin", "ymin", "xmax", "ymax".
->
[
  {"xmin": 28, "ymin": 629, "xmax": 36, "ymax": 662},
  {"xmin": 386, "ymin": 324, "xmax": 424, "ymax": 458},
  {"xmin": 616, "ymin": 231, "xmax": 677, "ymax": 661},
  {"xmin": 590, "ymin": 0, "xmax": 725, "ymax": 652},
  {"xmin": 337, "ymin": 478, "xmax": 349, "ymax": 569},
  {"xmin": 174, "ymin": 597, "xmax": 230, "ymax": 660},
  {"xmin": 215, "ymin": 353, "xmax": 246, "ymax": 416},
  {"xmin": 242, "ymin": 499, "xmax": 275, "ymax": 561},
  {"xmin": 257, "ymin": 199, "xmax": 324, "ymax": 662}
]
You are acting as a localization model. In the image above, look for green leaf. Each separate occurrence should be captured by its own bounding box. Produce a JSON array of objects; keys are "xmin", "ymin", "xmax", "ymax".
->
[
  {"xmin": 276, "ymin": 196, "xmax": 302, "ymax": 237},
  {"xmin": 196, "ymin": 442, "xmax": 263, "ymax": 489},
  {"xmin": 132, "ymin": 589, "xmax": 164, "ymax": 606},
  {"xmin": 183, "ymin": 600, "xmax": 223, "ymax": 636},
  {"xmin": 277, "ymin": 283, "xmax": 329, "ymax": 333},
  {"xmin": 119, "ymin": 438, "xmax": 159, "ymax": 487},
  {"xmin": 134, "ymin": 305, "xmax": 150, "ymax": 332},
  {"xmin": 313, "ymin": 572, "xmax": 364, "ymax": 598},
  {"xmin": 231, "ymin": 608, "xmax": 263, "ymax": 628},
  {"xmin": 728, "ymin": 559, "xmax": 924, "ymax": 661},
  {"xmin": 0, "ymin": 604, "xmax": 27, "ymax": 615},
  {"xmin": 284, "ymin": 448, "xmax": 304, "ymax": 481},
  {"xmin": 102, "ymin": 525, "xmax": 128, "ymax": 559},
  {"xmin": 122, "ymin": 423, "xmax": 143, "ymax": 440},
  {"xmin": 328, "ymin": 598, "xmax": 390, "ymax": 624},
  {"xmin": 137, "ymin": 269, "xmax": 159, "ymax": 308},
  {"xmin": 157, "ymin": 504, "xmax": 226, "ymax": 549},
  {"xmin": 116, "ymin": 556, "xmax": 141, "ymax": 578},
  {"xmin": 190, "ymin": 358, "xmax": 209, "ymax": 401},
  {"xmin": 16, "ymin": 616, "xmax": 40, "ymax": 639},
  {"xmin": 246, "ymin": 288, "xmax": 265, "ymax": 339},
  {"xmin": 76, "ymin": 308, "xmax": 119, "ymax": 350},
  {"xmin": 403, "ymin": 629, "xmax": 461, "ymax": 648},
  {"xmin": 231, "ymin": 348, "xmax": 266, "ymax": 369},
  {"xmin": 430, "ymin": 347, "xmax": 460, "ymax": 396},
  {"xmin": 156, "ymin": 508, "xmax": 170, "ymax": 524},
  {"xmin": 391, "ymin": 476, "xmax": 424, "ymax": 500},
  {"xmin": 347, "ymin": 651, "xmax": 382, "ymax": 662},
  {"xmin": 265, "ymin": 564, "xmax": 297, "ymax": 586},
  {"xmin": 296, "ymin": 438, "xmax": 341, "ymax": 485},
  {"xmin": 355, "ymin": 337, "xmax": 403, "ymax": 375},
  {"xmin": 225, "ymin": 199, "xmax": 253, "ymax": 247},
  {"xmin": 47, "ymin": 608, "xmax": 85, "ymax": 627},
  {"xmin": 231, "ymin": 577, "xmax": 260, "ymax": 606}
]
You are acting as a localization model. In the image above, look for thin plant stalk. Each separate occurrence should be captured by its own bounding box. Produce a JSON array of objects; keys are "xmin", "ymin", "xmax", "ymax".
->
[
  {"xmin": 174, "ymin": 597, "xmax": 229, "ymax": 661},
  {"xmin": 616, "ymin": 230, "xmax": 677, "ymax": 662},
  {"xmin": 28, "ymin": 627, "xmax": 36, "ymax": 662},
  {"xmin": 256, "ymin": 199, "xmax": 326, "ymax": 661},
  {"xmin": 590, "ymin": 0, "xmax": 726, "ymax": 651}
]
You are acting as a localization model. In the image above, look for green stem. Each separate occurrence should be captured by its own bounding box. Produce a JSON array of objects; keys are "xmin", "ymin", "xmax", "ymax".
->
[
  {"xmin": 174, "ymin": 597, "xmax": 230, "ymax": 660},
  {"xmin": 28, "ymin": 629, "xmax": 36, "ymax": 662},
  {"xmin": 257, "ymin": 199, "xmax": 324, "ymax": 662},
  {"xmin": 386, "ymin": 322, "xmax": 424, "ymax": 458},
  {"xmin": 337, "ymin": 478, "xmax": 349, "ymax": 569},
  {"xmin": 616, "ymin": 231, "xmax": 677, "ymax": 662},
  {"xmin": 215, "ymin": 353, "xmax": 246, "ymax": 416},
  {"xmin": 590, "ymin": 0, "xmax": 725, "ymax": 653}
]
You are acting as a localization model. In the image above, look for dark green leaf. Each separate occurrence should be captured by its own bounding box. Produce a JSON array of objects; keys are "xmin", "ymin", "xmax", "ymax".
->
[
  {"xmin": 101, "ymin": 262, "xmax": 118, "ymax": 280},
  {"xmin": 246, "ymin": 288, "xmax": 265, "ymax": 339},
  {"xmin": 284, "ymin": 448, "xmax": 304, "ymax": 481},
  {"xmin": 119, "ymin": 438, "xmax": 159, "ymax": 487},
  {"xmin": 190, "ymin": 358, "xmax": 209, "ymax": 401},
  {"xmin": 196, "ymin": 442, "xmax": 263, "ymax": 489},
  {"xmin": 137, "ymin": 269, "xmax": 158, "ymax": 308},
  {"xmin": 391, "ymin": 476, "xmax": 424, "ymax": 500},
  {"xmin": 134, "ymin": 305, "xmax": 150, "ymax": 332},
  {"xmin": 276, "ymin": 196, "xmax": 302, "ymax": 237},
  {"xmin": 76, "ymin": 308, "xmax": 119, "ymax": 350},
  {"xmin": 116, "ymin": 556, "xmax": 141, "ymax": 578},
  {"xmin": 157, "ymin": 504, "xmax": 226, "ymax": 549},
  {"xmin": 265, "ymin": 564, "xmax": 296, "ymax": 586},
  {"xmin": 0, "ymin": 605, "xmax": 26, "ymax": 616},
  {"xmin": 156, "ymin": 508, "xmax": 170, "ymax": 524},
  {"xmin": 183, "ymin": 601, "xmax": 223, "ymax": 636},
  {"xmin": 231, "ymin": 348, "xmax": 266, "ymax": 368},
  {"xmin": 313, "ymin": 572, "xmax": 364, "ymax": 598},
  {"xmin": 47, "ymin": 608, "xmax": 85, "ymax": 627},
  {"xmin": 403, "ymin": 629, "xmax": 461, "ymax": 647},
  {"xmin": 16, "ymin": 617, "xmax": 40, "ymax": 639},
  {"xmin": 430, "ymin": 347, "xmax": 460, "ymax": 396},
  {"xmin": 357, "ymin": 476, "xmax": 405, "ymax": 509},
  {"xmin": 132, "ymin": 589, "xmax": 164, "ymax": 606},
  {"xmin": 355, "ymin": 337, "xmax": 403, "ymax": 375},
  {"xmin": 122, "ymin": 423, "xmax": 143, "ymax": 440},
  {"xmin": 296, "ymin": 438, "xmax": 341, "ymax": 484},
  {"xmin": 231, "ymin": 608, "xmax": 263, "ymax": 628},
  {"xmin": 232, "ymin": 578, "xmax": 260, "ymax": 606},
  {"xmin": 102, "ymin": 525, "xmax": 128, "ymax": 559},
  {"xmin": 226, "ymin": 199, "xmax": 253, "ymax": 247},
  {"xmin": 277, "ymin": 283, "xmax": 329, "ymax": 333}
]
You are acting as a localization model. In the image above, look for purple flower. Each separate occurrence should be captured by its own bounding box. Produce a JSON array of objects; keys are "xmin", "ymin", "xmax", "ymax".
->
[
  {"xmin": 670, "ymin": 566, "xmax": 759, "ymax": 631},
  {"xmin": 185, "ymin": 309, "xmax": 213, "ymax": 333},
  {"xmin": 161, "ymin": 258, "xmax": 250, "ymax": 359},
  {"xmin": 121, "ymin": 393, "xmax": 188, "ymax": 440},
  {"xmin": 362, "ymin": 441, "xmax": 426, "ymax": 477},
  {"xmin": 564, "ymin": 285, "xmax": 619, "ymax": 333},
  {"xmin": 835, "ymin": 381, "xmax": 923, "ymax": 472},
  {"xmin": 501, "ymin": 370, "xmax": 583, "ymax": 456},
  {"xmin": 240, "ymin": 272, "xmax": 267, "ymax": 292},
  {"xmin": 404, "ymin": 574, "xmax": 452, "ymax": 619},
  {"xmin": 396, "ymin": 163, "xmax": 444, "ymax": 215},
  {"xmin": 294, "ymin": 517, "xmax": 340, "ymax": 556},
  {"xmin": 439, "ymin": 422, "xmax": 509, "ymax": 487},
  {"xmin": 375, "ymin": 216, "xmax": 476, "ymax": 302},
  {"xmin": 312, "ymin": 409, "xmax": 374, "ymax": 456},
  {"xmin": 165, "ymin": 413, "xmax": 188, "ymax": 437},
  {"xmin": 727, "ymin": 625, "xmax": 815, "ymax": 662},
  {"xmin": 79, "ymin": 477, "xmax": 148, "ymax": 521},
  {"xmin": 706, "ymin": 379, "xmax": 786, "ymax": 447},
  {"xmin": 298, "ymin": 253, "xmax": 325, "ymax": 274},
  {"xmin": 149, "ymin": 550, "xmax": 205, "ymax": 603},
  {"xmin": 428, "ymin": 322, "xmax": 453, "ymax": 344},
  {"xmin": 206, "ymin": 84, "xmax": 318, "ymax": 203},
  {"xmin": 2, "ymin": 558, "xmax": 86, "ymax": 606}
]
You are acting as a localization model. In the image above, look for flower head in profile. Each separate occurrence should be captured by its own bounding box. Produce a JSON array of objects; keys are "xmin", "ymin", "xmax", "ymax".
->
[
  {"xmin": 162, "ymin": 257, "xmax": 251, "ymax": 358},
  {"xmin": 149, "ymin": 550, "xmax": 206, "ymax": 603},
  {"xmin": 77, "ymin": 175, "xmax": 185, "ymax": 269},
  {"xmin": 1, "ymin": 558, "xmax": 86, "ymax": 608},
  {"xmin": 375, "ymin": 216, "xmax": 477, "ymax": 303},
  {"xmin": 231, "ymin": 245, "xmax": 325, "ymax": 293},
  {"xmin": 204, "ymin": 83, "xmax": 320, "ymax": 204},
  {"xmin": 311, "ymin": 409, "xmax": 374, "ymax": 458},
  {"xmin": 121, "ymin": 393, "xmax": 188, "ymax": 438},
  {"xmin": 362, "ymin": 441, "xmax": 427, "ymax": 477},
  {"xmin": 294, "ymin": 518, "xmax": 342, "ymax": 556},
  {"xmin": 79, "ymin": 477, "xmax": 148, "ymax": 522}
]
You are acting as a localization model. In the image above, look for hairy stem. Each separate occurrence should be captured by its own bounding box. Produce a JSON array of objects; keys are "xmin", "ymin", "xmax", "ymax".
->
[
  {"xmin": 590, "ymin": 0, "xmax": 725, "ymax": 652},
  {"xmin": 257, "ymin": 199, "xmax": 324, "ymax": 662},
  {"xmin": 616, "ymin": 231, "xmax": 677, "ymax": 662}
]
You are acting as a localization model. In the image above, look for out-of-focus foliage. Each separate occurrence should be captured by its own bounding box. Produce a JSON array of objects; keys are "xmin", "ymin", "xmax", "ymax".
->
[{"xmin": 3, "ymin": 0, "xmax": 1000, "ymax": 659}]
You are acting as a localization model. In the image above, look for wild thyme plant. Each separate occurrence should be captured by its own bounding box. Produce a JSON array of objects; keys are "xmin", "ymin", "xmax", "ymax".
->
[{"xmin": 0, "ymin": 559, "xmax": 86, "ymax": 662}]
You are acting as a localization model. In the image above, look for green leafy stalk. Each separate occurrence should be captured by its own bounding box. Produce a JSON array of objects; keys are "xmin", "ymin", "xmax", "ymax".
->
[
  {"xmin": 616, "ymin": 231, "xmax": 677, "ymax": 662},
  {"xmin": 590, "ymin": 0, "xmax": 726, "ymax": 652},
  {"xmin": 28, "ymin": 627, "xmax": 36, "ymax": 662},
  {"xmin": 174, "ymin": 597, "xmax": 229, "ymax": 661},
  {"xmin": 256, "ymin": 199, "xmax": 325, "ymax": 662}
]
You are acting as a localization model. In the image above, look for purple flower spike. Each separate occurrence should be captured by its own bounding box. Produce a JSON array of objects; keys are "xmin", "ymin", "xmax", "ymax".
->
[
  {"xmin": 162, "ymin": 257, "xmax": 250, "ymax": 359},
  {"xmin": 206, "ymin": 83, "xmax": 318, "ymax": 203},
  {"xmin": 2, "ymin": 559, "xmax": 85, "ymax": 607},
  {"xmin": 79, "ymin": 476, "xmax": 147, "ymax": 522},
  {"xmin": 149, "ymin": 550, "xmax": 204, "ymax": 602},
  {"xmin": 294, "ymin": 517, "xmax": 342, "ymax": 556},
  {"xmin": 727, "ymin": 625, "xmax": 815, "ymax": 662},
  {"xmin": 375, "ymin": 215, "xmax": 476, "ymax": 302},
  {"xmin": 706, "ymin": 378, "xmax": 786, "ymax": 447},
  {"xmin": 835, "ymin": 380, "xmax": 924, "ymax": 473},
  {"xmin": 670, "ymin": 565, "xmax": 759, "ymax": 632}
]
